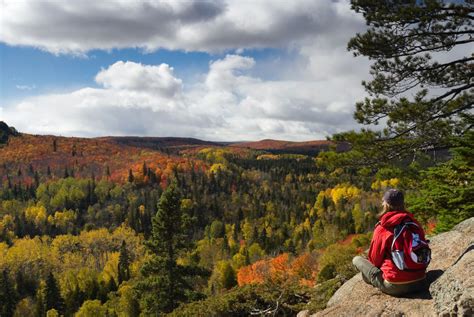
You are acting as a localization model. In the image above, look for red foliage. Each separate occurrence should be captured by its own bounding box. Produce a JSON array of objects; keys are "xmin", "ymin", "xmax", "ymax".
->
[
  {"xmin": 0, "ymin": 134, "xmax": 208, "ymax": 185},
  {"xmin": 237, "ymin": 252, "xmax": 318, "ymax": 287}
]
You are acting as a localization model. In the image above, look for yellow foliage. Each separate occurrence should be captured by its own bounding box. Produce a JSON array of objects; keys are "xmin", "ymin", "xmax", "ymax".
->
[
  {"xmin": 209, "ymin": 163, "xmax": 227, "ymax": 175},
  {"xmin": 329, "ymin": 184, "xmax": 361, "ymax": 205},
  {"xmin": 25, "ymin": 205, "xmax": 47, "ymax": 227},
  {"xmin": 232, "ymin": 253, "xmax": 247, "ymax": 269},
  {"xmin": 101, "ymin": 252, "xmax": 119, "ymax": 283},
  {"xmin": 138, "ymin": 205, "xmax": 145, "ymax": 216},
  {"xmin": 371, "ymin": 178, "xmax": 400, "ymax": 191},
  {"xmin": 3, "ymin": 236, "xmax": 51, "ymax": 277},
  {"xmin": 49, "ymin": 209, "xmax": 76, "ymax": 229}
]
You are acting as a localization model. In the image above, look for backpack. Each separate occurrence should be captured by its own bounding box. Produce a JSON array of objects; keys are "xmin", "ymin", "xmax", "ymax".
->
[{"xmin": 391, "ymin": 222, "xmax": 431, "ymax": 271}]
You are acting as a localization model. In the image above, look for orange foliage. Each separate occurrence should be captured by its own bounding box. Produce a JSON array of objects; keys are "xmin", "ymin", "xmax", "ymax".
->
[
  {"xmin": 269, "ymin": 253, "xmax": 291, "ymax": 282},
  {"xmin": 237, "ymin": 252, "xmax": 318, "ymax": 287},
  {"xmin": 237, "ymin": 259, "xmax": 268, "ymax": 286},
  {"xmin": 290, "ymin": 253, "xmax": 318, "ymax": 282},
  {"xmin": 0, "ymin": 134, "xmax": 208, "ymax": 185},
  {"xmin": 425, "ymin": 219, "xmax": 437, "ymax": 235}
]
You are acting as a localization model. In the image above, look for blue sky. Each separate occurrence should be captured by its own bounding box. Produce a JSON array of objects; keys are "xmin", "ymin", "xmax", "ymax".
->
[
  {"xmin": 0, "ymin": 0, "xmax": 372, "ymax": 141},
  {"xmin": 1, "ymin": 44, "xmax": 296, "ymax": 106},
  {"xmin": 0, "ymin": 44, "xmax": 217, "ymax": 104}
]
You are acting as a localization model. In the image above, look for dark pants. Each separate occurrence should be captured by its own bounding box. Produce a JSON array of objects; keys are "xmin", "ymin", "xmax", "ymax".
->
[{"xmin": 352, "ymin": 256, "xmax": 427, "ymax": 296}]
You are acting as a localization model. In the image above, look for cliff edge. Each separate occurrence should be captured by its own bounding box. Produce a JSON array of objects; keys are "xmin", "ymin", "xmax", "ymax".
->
[{"xmin": 299, "ymin": 217, "xmax": 474, "ymax": 317}]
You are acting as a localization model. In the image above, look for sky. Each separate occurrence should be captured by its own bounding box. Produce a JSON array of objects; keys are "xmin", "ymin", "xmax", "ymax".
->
[{"xmin": 0, "ymin": 0, "xmax": 374, "ymax": 141}]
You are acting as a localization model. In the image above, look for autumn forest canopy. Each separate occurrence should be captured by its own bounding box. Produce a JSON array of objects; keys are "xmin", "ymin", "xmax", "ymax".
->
[{"xmin": 0, "ymin": 1, "xmax": 473, "ymax": 316}]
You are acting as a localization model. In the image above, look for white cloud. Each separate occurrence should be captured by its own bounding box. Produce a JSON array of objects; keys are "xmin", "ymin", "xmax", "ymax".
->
[
  {"xmin": 95, "ymin": 61, "xmax": 182, "ymax": 97},
  {"xmin": 15, "ymin": 84, "xmax": 36, "ymax": 90},
  {"xmin": 0, "ymin": 0, "xmax": 362, "ymax": 54},
  {"xmin": 1, "ymin": 1, "xmax": 377, "ymax": 140},
  {"xmin": 3, "ymin": 56, "xmax": 366, "ymax": 140}
]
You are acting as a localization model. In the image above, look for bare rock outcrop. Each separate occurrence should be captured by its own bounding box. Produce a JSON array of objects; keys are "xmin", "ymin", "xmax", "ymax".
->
[{"xmin": 309, "ymin": 217, "xmax": 474, "ymax": 317}]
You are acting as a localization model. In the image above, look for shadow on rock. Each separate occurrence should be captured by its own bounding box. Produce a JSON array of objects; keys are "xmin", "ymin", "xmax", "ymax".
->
[{"xmin": 400, "ymin": 269, "xmax": 444, "ymax": 300}]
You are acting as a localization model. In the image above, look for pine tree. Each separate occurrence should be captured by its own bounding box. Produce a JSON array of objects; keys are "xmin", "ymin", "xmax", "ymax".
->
[
  {"xmin": 36, "ymin": 273, "xmax": 64, "ymax": 317},
  {"xmin": 34, "ymin": 171, "xmax": 40, "ymax": 188},
  {"xmin": 128, "ymin": 169, "xmax": 134, "ymax": 183},
  {"xmin": 330, "ymin": 0, "xmax": 473, "ymax": 166},
  {"xmin": 118, "ymin": 240, "xmax": 130, "ymax": 284},
  {"xmin": 409, "ymin": 131, "xmax": 474, "ymax": 231},
  {"xmin": 0, "ymin": 269, "xmax": 17, "ymax": 317},
  {"xmin": 45, "ymin": 272, "xmax": 64, "ymax": 314},
  {"xmin": 354, "ymin": 0, "xmax": 472, "ymax": 137},
  {"xmin": 135, "ymin": 183, "xmax": 191, "ymax": 315}
]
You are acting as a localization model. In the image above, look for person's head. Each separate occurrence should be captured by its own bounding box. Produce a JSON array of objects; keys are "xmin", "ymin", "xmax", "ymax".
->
[{"xmin": 381, "ymin": 189, "xmax": 405, "ymax": 214}]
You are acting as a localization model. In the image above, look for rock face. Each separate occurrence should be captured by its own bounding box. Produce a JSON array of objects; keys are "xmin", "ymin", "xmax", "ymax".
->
[{"xmin": 311, "ymin": 218, "xmax": 474, "ymax": 317}]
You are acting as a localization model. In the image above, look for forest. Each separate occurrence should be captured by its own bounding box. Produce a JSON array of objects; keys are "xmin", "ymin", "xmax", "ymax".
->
[
  {"xmin": 0, "ymin": 0, "xmax": 472, "ymax": 316},
  {"xmin": 0, "ymin": 122, "xmax": 471, "ymax": 316}
]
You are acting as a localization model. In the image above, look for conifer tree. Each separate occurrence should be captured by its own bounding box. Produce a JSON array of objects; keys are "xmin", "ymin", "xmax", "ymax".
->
[
  {"xmin": 45, "ymin": 272, "xmax": 64, "ymax": 314},
  {"xmin": 330, "ymin": 0, "xmax": 473, "ymax": 166},
  {"xmin": 118, "ymin": 240, "xmax": 130, "ymax": 284},
  {"xmin": 409, "ymin": 131, "xmax": 474, "ymax": 231},
  {"xmin": 36, "ymin": 273, "xmax": 64, "ymax": 317},
  {"xmin": 0, "ymin": 269, "xmax": 17, "ymax": 317},
  {"xmin": 135, "ymin": 183, "xmax": 191, "ymax": 315}
]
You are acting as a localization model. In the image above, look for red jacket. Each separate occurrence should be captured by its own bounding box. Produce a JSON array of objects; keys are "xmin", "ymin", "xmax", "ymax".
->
[{"xmin": 368, "ymin": 211, "xmax": 427, "ymax": 283}]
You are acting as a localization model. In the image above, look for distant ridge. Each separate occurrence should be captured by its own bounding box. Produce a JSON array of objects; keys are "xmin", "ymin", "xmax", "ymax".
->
[
  {"xmin": 101, "ymin": 136, "xmax": 224, "ymax": 151},
  {"xmin": 230, "ymin": 139, "xmax": 347, "ymax": 155},
  {"xmin": 0, "ymin": 122, "xmax": 348, "ymax": 156}
]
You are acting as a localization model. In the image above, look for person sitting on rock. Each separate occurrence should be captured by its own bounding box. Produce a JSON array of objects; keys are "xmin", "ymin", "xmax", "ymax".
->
[{"xmin": 352, "ymin": 189, "xmax": 429, "ymax": 296}]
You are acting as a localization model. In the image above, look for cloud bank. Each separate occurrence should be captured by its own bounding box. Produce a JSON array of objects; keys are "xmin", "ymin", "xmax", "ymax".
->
[
  {"xmin": 2, "ymin": 56, "xmax": 366, "ymax": 140},
  {"xmin": 0, "ymin": 0, "xmax": 361, "ymax": 54},
  {"xmin": 1, "ymin": 0, "xmax": 373, "ymax": 140}
]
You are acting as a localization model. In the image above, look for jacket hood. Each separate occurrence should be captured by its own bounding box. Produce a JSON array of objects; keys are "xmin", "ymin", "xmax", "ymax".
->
[{"xmin": 379, "ymin": 210, "xmax": 415, "ymax": 229}]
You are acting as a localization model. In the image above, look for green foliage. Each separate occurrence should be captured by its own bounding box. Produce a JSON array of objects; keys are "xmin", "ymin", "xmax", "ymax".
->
[
  {"xmin": 409, "ymin": 132, "xmax": 474, "ymax": 232},
  {"xmin": 347, "ymin": 0, "xmax": 473, "ymax": 158},
  {"xmin": 209, "ymin": 220, "xmax": 225, "ymax": 239},
  {"xmin": 317, "ymin": 264, "xmax": 336, "ymax": 283},
  {"xmin": 75, "ymin": 300, "xmax": 107, "ymax": 317},
  {"xmin": 318, "ymin": 243, "xmax": 358, "ymax": 282},
  {"xmin": 35, "ymin": 273, "xmax": 64, "ymax": 317},
  {"xmin": 45, "ymin": 272, "xmax": 64, "ymax": 315},
  {"xmin": 168, "ymin": 282, "xmax": 314, "ymax": 317},
  {"xmin": 304, "ymin": 277, "xmax": 343, "ymax": 313},
  {"xmin": 207, "ymin": 260, "xmax": 237, "ymax": 294},
  {"xmin": 0, "ymin": 269, "xmax": 17, "ymax": 317},
  {"xmin": 136, "ymin": 184, "xmax": 193, "ymax": 315},
  {"xmin": 118, "ymin": 240, "xmax": 130, "ymax": 285}
]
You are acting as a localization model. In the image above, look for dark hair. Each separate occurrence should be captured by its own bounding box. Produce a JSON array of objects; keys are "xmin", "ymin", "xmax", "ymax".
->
[{"xmin": 380, "ymin": 189, "xmax": 405, "ymax": 216}]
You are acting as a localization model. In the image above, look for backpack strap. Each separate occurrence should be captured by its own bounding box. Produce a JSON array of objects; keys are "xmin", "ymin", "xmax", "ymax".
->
[
  {"xmin": 390, "ymin": 221, "xmax": 427, "ymax": 272},
  {"xmin": 391, "ymin": 221, "xmax": 419, "ymax": 251},
  {"xmin": 391, "ymin": 223, "xmax": 407, "ymax": 252}
]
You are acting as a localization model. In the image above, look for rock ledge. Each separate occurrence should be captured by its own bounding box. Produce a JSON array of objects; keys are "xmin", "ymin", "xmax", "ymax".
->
[{"xmin": 304, "ymin": 218, "xmax": 474, "ymax": 317}]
